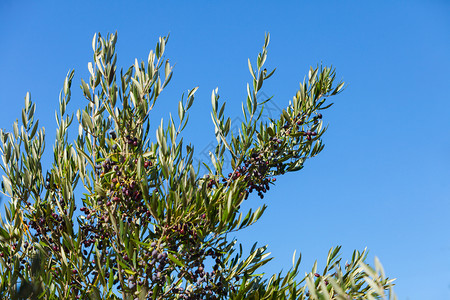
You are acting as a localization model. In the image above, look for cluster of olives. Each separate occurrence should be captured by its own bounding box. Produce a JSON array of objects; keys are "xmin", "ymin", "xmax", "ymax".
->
[
  {"xmin": 206, "ymin": 177, "xmax": 217, "ymax": 189},
  {"xmin": 80, "ymin": 149, "xmax": 152, "ymax": 252},
  {"xmin": 95, "ymin": 157, "xmax": 115, "ymax": 176},
  {"xmin": 218, "ymin": 149, "xmax": 277, "ymax": 200},
  {"xmin": 242, "ymin": 151, "xmax": 277, "ymax": 199},
  {"xmin": 187, "ymin": 248, "xmax": 229, "ymax": 300},
  {"xmin": 168, "ymin": 222, "xmax": 200, "ymax": 241},
  {"xmin": 113, "ymin": 219, "xmax": 232, "ymax": 299},
  {"xmin": 224, "ymin": 111, "xmax": 325, "ymax": 199},
  {"xmin": 304, "ymin": 130, "xmax": 317, "ymax": 141},
  {"xmin": 79, "ymin": 213, "xmax": 110, "ymax": 250},
  {"xmin": 80, "ymin": 131, "xmax": 178, "ymax": 295},
  {"xmin": 171, "ymin": 246, "xmax": 229, "ymax": 300},
  {"xmin": 208, "ymin": 117, "xmax": 328, "ymax": 200},
  {"xmin": 37, "ymin": 172, "xmax": 71, "ymax": 251},
  {"xmin": 125, "ymin": 134, "xmax": 139, "ymax": 147},
  {"xmin": 283, "ymin": 112, "xmax": 322, "ymax": 138},
  {"xmin": 28, "ymin": 212, "xmax": 67, "ymax": 252},
  {"xmin": 78, "ymin": 170, "xmax": 153, "ymax": 258},
  {"xmin": 112, "ymin": 242, "xmax": 172, "ymax": 296},
  {"xmin": 112, "ymin": 241, "xmax": 225, "ymax": 299},
  {"xmin": 205, "ymin": 152, "xmax": 276, "ymax": 200}
]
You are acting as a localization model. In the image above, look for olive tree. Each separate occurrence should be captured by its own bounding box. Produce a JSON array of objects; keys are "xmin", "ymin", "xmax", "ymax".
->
[{"xmin": 0, "ymin": 32, "xmax": 396, "ymax": 299}]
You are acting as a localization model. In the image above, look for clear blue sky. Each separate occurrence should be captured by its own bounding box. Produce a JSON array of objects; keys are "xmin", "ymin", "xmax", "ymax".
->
[{"xmin": 1, "ymin": 1, "xmax": 449, "ymax": 299}]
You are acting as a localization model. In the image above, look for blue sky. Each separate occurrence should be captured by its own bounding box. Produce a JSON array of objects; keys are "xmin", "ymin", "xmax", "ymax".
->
[{"xmin": 0, "ymin": 1, "xmax": 449, "ymax": 299}]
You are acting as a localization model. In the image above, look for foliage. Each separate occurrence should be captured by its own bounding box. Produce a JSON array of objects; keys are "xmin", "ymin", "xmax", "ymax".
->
[{"xmin": 0, "ymin": 32, "xmax": 396, "ymax": 299}]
